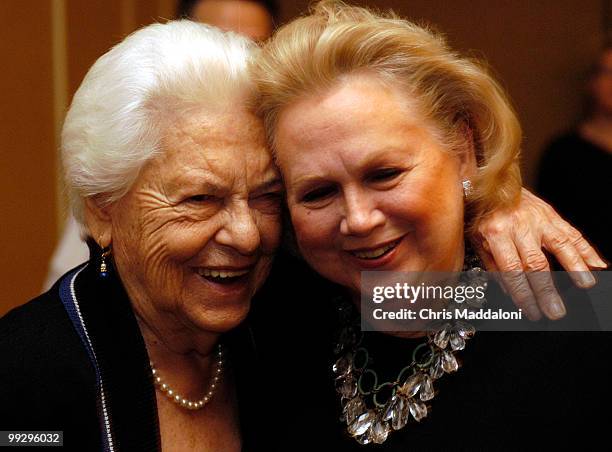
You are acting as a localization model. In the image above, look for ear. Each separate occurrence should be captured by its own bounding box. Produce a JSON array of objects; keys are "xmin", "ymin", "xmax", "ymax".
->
[
  {"xmin": 457, "ymin": 125, "xmax": 478, "ymax": 181},
  {"xmin": 83, "ymin": 196, "xmax": 113, "ymax": 248}
]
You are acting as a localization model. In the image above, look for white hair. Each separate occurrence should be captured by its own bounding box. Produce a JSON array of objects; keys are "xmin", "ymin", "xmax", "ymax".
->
[{"xmin": 62, "ymin": 20, "xmax": 256, "ymax": 232}]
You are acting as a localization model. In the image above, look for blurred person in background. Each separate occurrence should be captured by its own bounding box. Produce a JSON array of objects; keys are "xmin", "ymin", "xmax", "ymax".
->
[
  {"xmin": 177, "ymin": 0, "xmax": 278, "ymax": 42},
  {"xmin": 538, "ymin": 46, "xmax": 612, "ymax": 262}
]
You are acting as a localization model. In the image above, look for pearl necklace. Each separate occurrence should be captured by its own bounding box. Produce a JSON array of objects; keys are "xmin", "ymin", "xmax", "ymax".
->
[{"xmin": 150, "ymin": 343, "xmax": 224, "ymax": 411}]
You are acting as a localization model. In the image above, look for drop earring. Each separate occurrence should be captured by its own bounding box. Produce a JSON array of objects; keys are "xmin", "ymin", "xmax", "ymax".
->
[
  {"xmin": 100, "ymin": 247, "xmax": 111, "ymax": 278},
  {"xmin": 462, "ymin": 179, "xmax": 473, "ymax": 198}
]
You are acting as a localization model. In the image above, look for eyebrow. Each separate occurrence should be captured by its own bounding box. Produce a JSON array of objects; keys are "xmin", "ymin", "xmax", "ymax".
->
[
  {"xmin": 251, "ymin": 178, "xmax": 283, "ymax": 195},
  {"xmin": 291, "ymin": 147, "xmax": 413, "ymax": 188},
  {"xmin": 355, "ymin": 147, "xmax": 415, "ymax": 168},
  {"xmin": 291, "ymin": 174, "xmax": 330, "ymax": 189},
  {"xmin": 166, "ymin": 172, "xmax": 226, "ymax": 197}
]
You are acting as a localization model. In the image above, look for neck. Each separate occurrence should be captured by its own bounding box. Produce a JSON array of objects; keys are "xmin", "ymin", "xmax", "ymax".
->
[
  {"xmin": 350, "ymin": 256, "xmax": 466, "ymax": 340},
  {"xmin": 137, "ymin": 315, "xmax": 222, "ymax": 400},
  {"xmin": 350, "ymin": 285, "xmax": 447, "ymax": 340},
  {"xmin": 137, "ymin": 313, "xmax": 220, "ymax": 363}
]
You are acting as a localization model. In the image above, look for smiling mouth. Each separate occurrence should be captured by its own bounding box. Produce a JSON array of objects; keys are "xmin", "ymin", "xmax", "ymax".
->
[
  {"xmin": 196, "ymin": 268, "xmax": 251, "ymax": 284},
  {"xmin": 348, "ymin": 238, "xmax": 403, "ymax": 260}
]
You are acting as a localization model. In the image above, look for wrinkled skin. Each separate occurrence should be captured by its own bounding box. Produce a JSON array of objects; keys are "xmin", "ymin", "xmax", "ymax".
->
[
  {"xmin": 473, "ymin": 188, "xmax": 606, "ymax": 320},
  {"xmin": 85, "ymin": 106, "xmax": 282, "ymax": 351}
]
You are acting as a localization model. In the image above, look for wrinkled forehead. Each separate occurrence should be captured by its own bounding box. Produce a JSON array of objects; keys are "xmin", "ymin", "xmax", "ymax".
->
[
  {"xmin": 153, "ymin": 105, "xmax": 276, "ymax": 188},
  {"xmin": 166, "ymin": 105, "xmax": 265, "ymax": 142}
]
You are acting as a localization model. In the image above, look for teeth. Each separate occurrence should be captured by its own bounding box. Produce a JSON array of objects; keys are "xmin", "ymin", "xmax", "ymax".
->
[
  {"xmin": 351, "ymin": 241, "xmax": 398, "ymax": 259},
  {"xmin": 197, "ymin": 268, "xmax": 250, "ymax": 278}
]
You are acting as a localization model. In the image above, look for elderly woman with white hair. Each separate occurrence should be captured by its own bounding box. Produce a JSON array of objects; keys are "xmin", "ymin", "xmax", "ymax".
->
[{"xmin": 0, "ymin": 21, "xmax": 282, "ymax": 450}]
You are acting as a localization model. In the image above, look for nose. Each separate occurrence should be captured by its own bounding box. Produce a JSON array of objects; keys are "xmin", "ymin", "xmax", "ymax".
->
[
  {"xmin": 216, "ymin": 199, "xmax": 261, "ymax": 255},
  {"xmin": 339, "ymin": 188, "xmax": 385, "ymax": 236}
]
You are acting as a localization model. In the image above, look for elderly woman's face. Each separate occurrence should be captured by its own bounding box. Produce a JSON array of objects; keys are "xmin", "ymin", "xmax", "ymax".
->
[
  {"xmin": 107, "ymin": 107, "xmax": 282, "ymax": 333},
  {"xmin": 275, "ymin": 75, "xmax": 472, "ymax": 295}
]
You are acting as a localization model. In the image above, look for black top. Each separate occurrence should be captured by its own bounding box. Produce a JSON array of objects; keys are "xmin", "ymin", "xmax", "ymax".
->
[
  {"xmin": 537, "ymin": 131, "xmax": 612, "ymax": 262},
  {"xmin": 2, "ymin": 249, "xmax": 611, "ymax": 450},
  {"xmin": 0, "ymin": 262, "xmax": 263, "ymax": 451},
  {"xmin": 252, "ymin": 250, "xmax": 612, "ymax": 451}
]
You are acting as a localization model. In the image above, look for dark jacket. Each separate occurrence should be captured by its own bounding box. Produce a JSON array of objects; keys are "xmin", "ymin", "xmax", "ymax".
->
[
  {"xmin": 0, "ymin": 262, "xmax": 262, "ymax": 451},
  {"xmin": 252, "ymin": 252, "xmax": 612, "ymax": 450}
]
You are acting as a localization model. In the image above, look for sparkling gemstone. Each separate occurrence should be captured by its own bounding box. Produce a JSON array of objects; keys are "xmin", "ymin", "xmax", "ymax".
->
[
  {"xmin": 433, "ymin": 324, "xmax": 451, "ymax": 349},
  {"xmin": 371, "ymin": 419, "xmax": 390, "ymax": 444},
  {"xmin": 409, "ymin": 401, "xmax": 428, "ymax": 422},
  {"xmin": 383, "ymin": 395, "xmax": 398, "ymax": 421},
  {"xmin": 449, "ymin": 333, "xmax": 466, "ymax": 351},
  {"xmin": 355, "ymin": 431, "xmax": 372, "ymax": 445},
  {"xmin": 348, "ymin": 410, "xmax": 375, "ymax": 436},
  {"xmin": 343, "ymin": 396, "xmax": 366, "ymax": 424},
  {"xmin": 398, "ymin": 372, "xmax": 423, "ymax": 397},
  {"xmin": 333, "ymin": 353, "xmax": 352, "ymax": 376},
  {"xmin": 419, "ymin": 375, "xmax": 434, "ymax": 402},
  {"xmin": 441, "ymin": 350, "xmax": 459, "ymax": 373},
  {"xmin": 391, "ymin": 397, "xmax": 409, "ymax": 431},
  {"xmin": 430, "ymin": 354, "xmax": 444, "ymax": 379},
  {"xmin": 455, "ymin": 321, "xmax": 475, "ymax": 338},
  {"xmin": 337, "ymin": 377, "xmax": 358, "ymax": 399}
]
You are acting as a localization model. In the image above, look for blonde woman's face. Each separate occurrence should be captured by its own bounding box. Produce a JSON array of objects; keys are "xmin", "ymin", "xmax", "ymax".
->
[{"xmin": 275, "ymin": 75, "xmax": 473, "ymax": 296}]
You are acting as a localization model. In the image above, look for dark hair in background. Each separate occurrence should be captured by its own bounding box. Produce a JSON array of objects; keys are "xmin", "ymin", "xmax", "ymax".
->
[
  {"xmin": 579, "ymin": 45, "xmax": 612, "ymax": 119},
  {"xmin": 176, "ymin": 0, "xmax": 280, "ymax": 23}
]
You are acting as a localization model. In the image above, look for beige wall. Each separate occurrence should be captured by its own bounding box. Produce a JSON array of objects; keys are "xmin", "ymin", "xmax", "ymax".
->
[
  {"xmin": 0, "ymin": 0, "xmax": 175, "ymax": 316},
  {"xmin": 0, "ymin": 0, "xmax": 608, "ymax": 315},
  {"xmin": 0, "ymin": 1, "xmax": 56, "ymax": 315}
]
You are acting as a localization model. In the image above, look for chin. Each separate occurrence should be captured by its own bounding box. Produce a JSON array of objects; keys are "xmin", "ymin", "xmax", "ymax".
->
[{"xmin": 188, "ymin": 301, "xmax": 251, "ymax": 334}]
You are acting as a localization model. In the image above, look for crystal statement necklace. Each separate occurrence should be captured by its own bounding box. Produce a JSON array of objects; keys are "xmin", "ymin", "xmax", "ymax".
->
[
  {"xmin": 332, "ymin": 267, "xmax": 485, "ymax": 445},
  {"xmin": 150, "ymin": 343, "xmax": 224, "ymax": 411}
]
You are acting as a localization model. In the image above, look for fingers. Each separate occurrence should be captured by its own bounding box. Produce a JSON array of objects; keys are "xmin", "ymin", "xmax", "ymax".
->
[
  {"xmin": 473, "ymin": 189, "xmax": 606, "ymax": 321},
  {"xmin": 515, "ymin": 231, "xmax": 567, "ymax": 320},
  {"xmin": 482, "ymin": 232, "xmax": 543, "ymax": 321},
  {"xmin": 550, "ymin": 215, "xmax": 607, "ymax": 270},
  {"xmin": 522, "ymin": 188, "xmax": 607, "ymax": 287},
  {"xmin": 541, "ymin": 222, "xmax": 597, "ymax": 289},
  {"xmin": 472, "ymin": 242, "xmax": 508, "ymax": 295}
]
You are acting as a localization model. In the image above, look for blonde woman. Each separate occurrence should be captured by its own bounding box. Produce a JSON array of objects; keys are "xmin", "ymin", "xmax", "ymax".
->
[{"xmin": 251, "ymin": 1, "xmax": 611, "ymax": 448}]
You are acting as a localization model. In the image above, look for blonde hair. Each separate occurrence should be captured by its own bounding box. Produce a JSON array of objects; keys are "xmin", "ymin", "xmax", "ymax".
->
[{"xmin": 251, "ymin": 0, "xmax": 522, "ymax": 223}]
